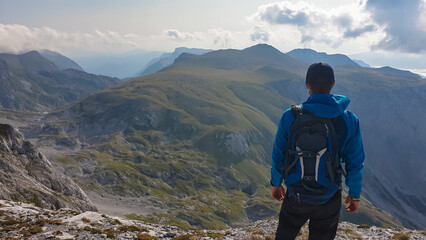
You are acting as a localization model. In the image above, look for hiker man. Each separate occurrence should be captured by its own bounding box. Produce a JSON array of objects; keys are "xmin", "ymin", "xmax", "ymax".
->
[{"xmin": 270, "ymin": 62, "xmax": 365, "ymax": 240}]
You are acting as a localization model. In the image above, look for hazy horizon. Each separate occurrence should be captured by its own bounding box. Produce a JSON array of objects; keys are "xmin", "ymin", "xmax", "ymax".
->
[{"xmin": 1, "ymin": 0, "xmax": 426, "ymax": 76}]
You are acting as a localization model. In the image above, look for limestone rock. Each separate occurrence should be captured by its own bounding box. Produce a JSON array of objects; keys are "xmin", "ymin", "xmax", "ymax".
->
[{"xmin": 0, "ymin": 124, "xmax": 96, "ymax": 211}]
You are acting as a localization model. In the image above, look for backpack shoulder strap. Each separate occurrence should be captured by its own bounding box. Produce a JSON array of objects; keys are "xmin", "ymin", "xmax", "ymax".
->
[{"xmin": 290, "ymin": 105, "xmax": 302, "ymax": 120}]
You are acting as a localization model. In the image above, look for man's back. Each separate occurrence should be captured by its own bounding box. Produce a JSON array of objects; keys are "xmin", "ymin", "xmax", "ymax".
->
[{"xmin": 271, "ymin": 63, "xmax": 365, "ymax": 240}]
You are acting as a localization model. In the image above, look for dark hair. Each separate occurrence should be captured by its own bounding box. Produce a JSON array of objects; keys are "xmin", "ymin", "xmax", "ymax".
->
[{"xmin": 305, "ymin": 62, "xmax": 335, "ymax": 94}]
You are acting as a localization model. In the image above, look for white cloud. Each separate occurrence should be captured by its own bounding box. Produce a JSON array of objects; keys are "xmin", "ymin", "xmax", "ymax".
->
[
  {"xmin": 250, "ymin": 26, "xmax": 270, "ymax": 42},
  {"xmin": 0, "ymin": 23, "xmax": 146, "ymax": 54},
  {"xmin": 249, "ymin": 1, "xmax": 381, "ymax": 52},
  {"xmin": 208, "ymin": 28, "xmax": 235, "ymax": 48},
  {"xmin": 163, "ymin": 29, "xmax": 205, "ymax": 42},
  {"xmin": 365, "ymin": 0, "xmax": 426, "ymax": 53}
]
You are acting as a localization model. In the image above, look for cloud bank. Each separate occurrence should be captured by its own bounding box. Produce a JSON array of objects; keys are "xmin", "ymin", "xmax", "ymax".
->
[
  {"xmin": 250, "ymin": 1, "xmax": 377, "ymax": 48},
  {"xmin": 365, "ymin": 0, "xmax": 426, "ymax": 53},
  {"xmin": 0, "ymin": 23, "xmax": 241, "ymax": 55},
  {"xmin": 250, "ymin": 0, "xmax": 426, "ymax": 54},
  {"xmin": 0, "ymin": 23, "xmax": 146, "ymax": 54}
]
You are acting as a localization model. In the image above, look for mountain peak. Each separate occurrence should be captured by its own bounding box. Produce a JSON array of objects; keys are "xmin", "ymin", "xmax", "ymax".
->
[
  {"xmin": 243, "ymin": 44, "xmax": 282, "ymax": 55},
  {"xmin": 0, "ymin": 50, "xmax": 58, "ymax": 72}
]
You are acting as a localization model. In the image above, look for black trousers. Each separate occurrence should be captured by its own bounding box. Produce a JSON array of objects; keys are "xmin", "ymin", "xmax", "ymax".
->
[{"xmin": 275, "ymin": 190, "xmax": 341, "ymax": 240}]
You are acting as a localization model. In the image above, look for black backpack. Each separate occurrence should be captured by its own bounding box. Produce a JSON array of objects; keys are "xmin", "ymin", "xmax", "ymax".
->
[{"xmin": 282, "ymin": 105, "xmax": 346, "ymax": 204}]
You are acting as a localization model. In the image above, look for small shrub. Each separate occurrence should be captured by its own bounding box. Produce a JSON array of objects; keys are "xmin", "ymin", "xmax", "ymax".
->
[
  {"xmin": 36, "ymin": 218, "xmax": 63, "ymax": 226},
  {"xmin": 20, "ymin": 229, "xmax": 32, "ymax": 237},
  {"xmin": 172, "ymin": 234, "xmax": 197, "ymax": 240},
  {"xmin": 111, "ymin": 218, "xmax": 122, "ymax": 225},
  {"xmin": 3, "ymin": 217, "xmax": 23, "ymax": 225},
  {"xmin": 89, "ymin": 227, "xmax": 102, "ymax": 234},
  {"xmin": 205, "ymin": 232, "xmax": 225, "ymax": 239},
  {"xmin": 28, "ymin": 225, "xmax": 43, "ymax": 234},
  {"xmin": 82, "ymin": 217, "xmax": 91, "ymax": 223},
  {"xmin": 90, "ymin": 222, "xmax": 102, "ymax": 226},
  {"xmin": 357, "ymin": 224, "xmax": 371, "ymax": 229},
  {"xmin": 136, "ymin": 233, "xmax": 157, "ymax": 240},
  {"xmin": 0, "ymin": 210, "xmax": 7, "ymax": 216},
  {"xmin": 264, "ymin": 234, "xmax": 275, "ymax": 240},
  {"xmin": 2, "ymin": 225, "xmax": 16, "ymax": 232},
  {"xmin": 340, "ymin": 228, "xmax": 358, "ymax": 235},
  {"xmin": 51, "ymin": 219, "xmax": 64, "ymax": 225},
  {"xmin": 392, "ymin": 232, "xmax": 411, "ymax": 240},
  {"xmin": 102, "ymin": 229, "xmax": 116, "ymax": 239},
  {"xmin": 117, "ymin": 225, "xmax": 148, "ymax": 232},
  {"xmin": 244, "ymin": 235, "xmax": 263, "ymax": 240}
]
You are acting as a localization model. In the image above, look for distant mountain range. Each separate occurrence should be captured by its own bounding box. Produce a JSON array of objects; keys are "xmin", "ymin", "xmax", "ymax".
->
[
  {"xmin": 0, "ymin": 51, "xmax": 120, "ymax": 111},
  {"xmin": 287, "ymin": 48, "xmax": 360, "ymax": 67},
  {"xmin": 374, "ymin": 66, "xmax": 422, "ymax": 79},
  {"xmin": 22, "ymin": 44, "xmax": 426, "ymax": 229},
  {"xmin": 138, "ymin": 47, "xmax": 212, "ymax": 76},
  {"xmin": 72, "ymin": 50, "xmax": 162, "ymax": 79}
]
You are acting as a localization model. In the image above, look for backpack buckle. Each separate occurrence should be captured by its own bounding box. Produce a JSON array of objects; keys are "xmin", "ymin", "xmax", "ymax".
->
[{"xmin": 302, "ymin": 176, "xmax": 315, "ymax": 181}]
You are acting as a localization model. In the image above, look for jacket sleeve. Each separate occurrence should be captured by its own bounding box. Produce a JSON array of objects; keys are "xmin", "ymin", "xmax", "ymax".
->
[
  {"xmin": 342, "ymin": 112, "xmax": 365, "ymax": 198},
  {"xmin": 271, "ymin": 109, "xmax": 293, "ymax": 188}
]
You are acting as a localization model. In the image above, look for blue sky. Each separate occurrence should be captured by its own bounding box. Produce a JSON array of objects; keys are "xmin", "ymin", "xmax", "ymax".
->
[{"xmin": 1, "ymin": 0, "xmax": 426, "ymax": 75}]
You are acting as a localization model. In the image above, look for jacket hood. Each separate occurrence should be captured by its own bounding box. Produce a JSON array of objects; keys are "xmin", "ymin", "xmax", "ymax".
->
[{"xmin": 302, "ymin": 94, "xmax": 350, "ymax": 118}]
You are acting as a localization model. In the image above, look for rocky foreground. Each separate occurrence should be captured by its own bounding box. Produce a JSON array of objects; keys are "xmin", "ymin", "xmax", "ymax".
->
[{"xmin": 1, "ymin": 200, "xmax": 425, "ymax": 240}]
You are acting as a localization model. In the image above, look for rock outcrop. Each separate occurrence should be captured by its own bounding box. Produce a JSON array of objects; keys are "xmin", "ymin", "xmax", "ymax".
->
[{"xmin": 0, "ymin": 124, "xmax": 96, "ymax": 211}]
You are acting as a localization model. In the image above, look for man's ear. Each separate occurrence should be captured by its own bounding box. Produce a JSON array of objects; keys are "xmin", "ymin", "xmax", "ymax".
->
[
  {"xmin": 305, "ymin": 81, "xmax": 310, "ymax": 90},
  {"xmin": 331, "ymin": 80, "xmax": 335, "ymax": 89}
]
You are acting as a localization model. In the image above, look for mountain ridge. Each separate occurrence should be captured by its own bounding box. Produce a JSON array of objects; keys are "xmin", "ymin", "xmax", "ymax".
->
[
  {"xmin": 0, "ymin": 51, "xmax": 121, "ymax": 111},
  {"xmin": 287, "ymin": 48, "xmax": 360, "ymax": 67}
]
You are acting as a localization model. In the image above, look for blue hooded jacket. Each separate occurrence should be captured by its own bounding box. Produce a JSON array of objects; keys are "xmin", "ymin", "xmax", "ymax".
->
[{"xmin": 271, "ymin": 94, "xmax": 365, "ymax": 201}]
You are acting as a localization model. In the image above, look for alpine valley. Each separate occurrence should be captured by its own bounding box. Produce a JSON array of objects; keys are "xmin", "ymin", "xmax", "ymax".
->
[{"xmin": 0, "ymin": 44, "xmax": 425, "ymax": 232}]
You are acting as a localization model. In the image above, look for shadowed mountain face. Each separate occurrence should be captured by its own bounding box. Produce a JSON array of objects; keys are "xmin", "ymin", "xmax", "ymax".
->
[
  {"xmin": 40, "ymin": 49, "xmax": 85, "ymax": 71},
  {"xmin": 287, "ymin": 48, "xmax": 360, "ymax": 67},
  {"xmin": 0, "ymin": 51, "xmax": 121, "ymax": 111},
  {"xmin": 28, "ymin": 44, "xmax": 425, "ymax": 229}
]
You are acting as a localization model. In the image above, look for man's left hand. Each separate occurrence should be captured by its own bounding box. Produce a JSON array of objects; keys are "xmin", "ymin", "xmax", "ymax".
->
[{"xmin": 272, "ymin": 185, "xmax": 286, "ymax": 201}]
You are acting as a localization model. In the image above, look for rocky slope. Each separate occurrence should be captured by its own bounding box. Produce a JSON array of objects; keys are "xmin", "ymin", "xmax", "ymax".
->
[
  {"xmin": 0, "ymin": 124, "xmax": 96, "ymax": 211},
  {"xmin": 0, "ymin": 200, "xmax": 424, "ymax": 240},
  {"xmin": 0, "ymin": 51, "xmax": 120, "ymax": 111}
]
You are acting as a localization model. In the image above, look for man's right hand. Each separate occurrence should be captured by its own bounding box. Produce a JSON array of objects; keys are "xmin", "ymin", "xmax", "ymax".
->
[
  {"xmin": 272, "ymin": 185, "xmax": 286, "ymax": 201},
  {"xmin": 345, "ymin": 195, "xmax": 360, "ymax": 212}
]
